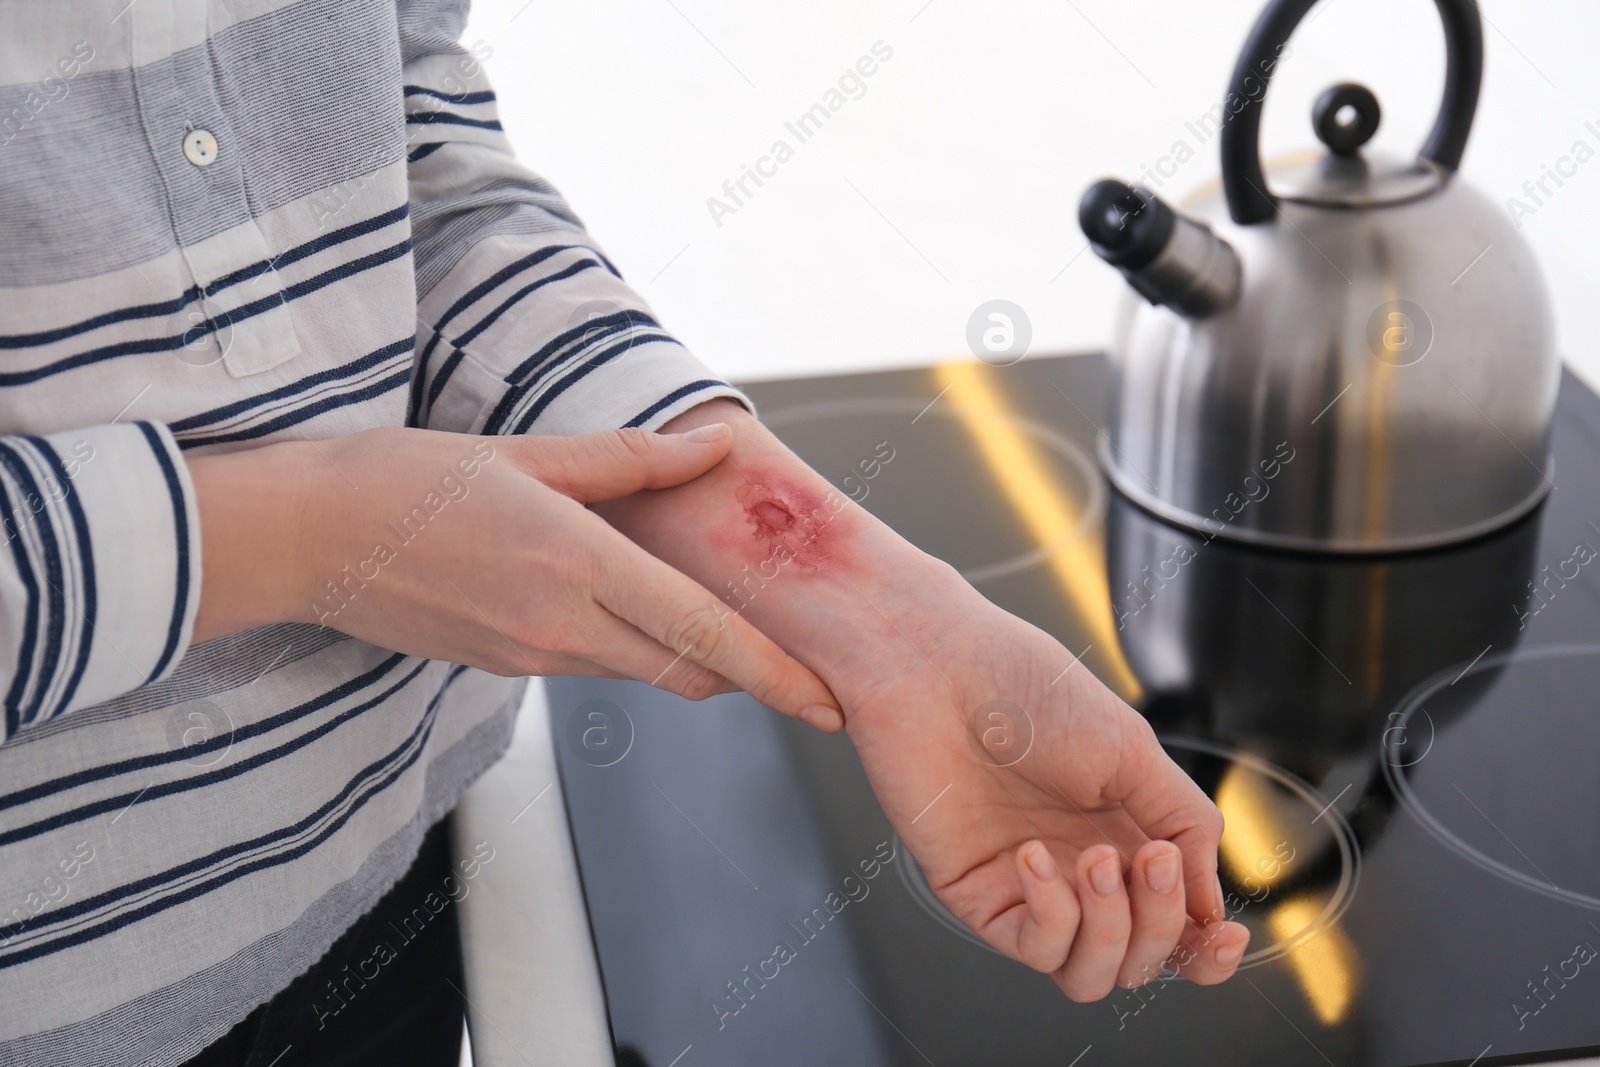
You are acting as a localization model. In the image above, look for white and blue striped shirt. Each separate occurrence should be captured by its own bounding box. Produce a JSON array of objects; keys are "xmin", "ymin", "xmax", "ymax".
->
[{"xmin": 0, "ymin": 2, "xmax": 745, "ymax": 1063}]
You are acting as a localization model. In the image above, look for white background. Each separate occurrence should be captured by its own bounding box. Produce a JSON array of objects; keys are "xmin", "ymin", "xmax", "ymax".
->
[{"xmin": 461, "ymin": 0, "xmax": 1600, "ymax": 390}]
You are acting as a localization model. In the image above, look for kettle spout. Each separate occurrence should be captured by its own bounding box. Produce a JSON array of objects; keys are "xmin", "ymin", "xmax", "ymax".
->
[{"xmin": 1079, "ymin": 180, "xmax": 1241, "ymax": 318}]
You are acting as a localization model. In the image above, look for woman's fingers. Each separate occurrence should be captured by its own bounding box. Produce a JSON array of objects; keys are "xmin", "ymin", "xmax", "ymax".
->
[
  {"xmin": 1055, "ymin": 844, "xmax": 1134, "ymax": 1002},
  {"xmin": 1110, "ymin": 720, "xmax": 1230, "ymax": 928},
  {"xmin": 523, "ymin": 651, "xmax": 631, "ymax": 681},
  {"xmin": 515, "ymin": 423, "xmax": 734, "ymax": 503},
  {"xmin": 1116, "ymin": 840, "xmax": 1189, "ymax": 989},
  {"xmin": 1012, "ymin": 842, "xmax": 1081, "ymax": 973},
  {"xmin": 1172, "ymin": 918, "xmax": 1251, "ymax": 985},
  {"xmin": 578, "ymin": 610, "xmax": 739, "ymax": 700},
  {"xmin": 1001, "ymin": 837, "xmax": 1243, "ymax": 997},
  {"xmin": 1093, "ymin": 732, "xmax": 1243, "ymax": 988},
  {"xmin": 591, "ymin": 530, "xmax": 844, "ymax": 732}
]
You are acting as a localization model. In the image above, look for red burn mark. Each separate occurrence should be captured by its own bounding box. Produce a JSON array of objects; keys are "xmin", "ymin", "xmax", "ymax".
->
[
  {"xmin": 750, "ymin": 499, "xmax": 795, "ymax": 534},
  {"xmin": 734, "ymin": 482, "xmax": 835, "ymax": 569}
]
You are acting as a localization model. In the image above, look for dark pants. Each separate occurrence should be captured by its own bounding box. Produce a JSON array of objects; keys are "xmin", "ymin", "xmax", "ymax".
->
[{"xmin": 185, "ymin": 817, "xmax": 465, "ymax": 1067}]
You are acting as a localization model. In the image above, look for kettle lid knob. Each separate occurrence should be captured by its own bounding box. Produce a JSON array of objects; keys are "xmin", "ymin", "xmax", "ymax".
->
[{"xmin": 1312, "ymin": 83, "xmax": 1381, "ymax": 156}]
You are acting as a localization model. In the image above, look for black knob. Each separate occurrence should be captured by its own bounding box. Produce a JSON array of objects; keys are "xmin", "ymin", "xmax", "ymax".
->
[
  {"xmin": 1313, "ymin": 82, "xmax": 1382, "ymax": 155},
  {"xmin": 1078, "ymin": 180, "xmax": 1175, "ymax": 271}
]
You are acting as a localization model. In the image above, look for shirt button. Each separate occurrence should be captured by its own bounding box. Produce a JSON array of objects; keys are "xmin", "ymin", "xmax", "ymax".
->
[{"xmin": 183, "ymin": 129, "xmax": 219, "ymax": 167}]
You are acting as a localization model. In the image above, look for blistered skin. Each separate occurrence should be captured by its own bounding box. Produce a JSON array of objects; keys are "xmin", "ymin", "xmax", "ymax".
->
[
  {"xmin": 725, "ymin": 480, "xmax": 844, "ymax": 573},
  {"xmin": 749, "ymin": 498, "xmax": 794, "ymax": 533}
]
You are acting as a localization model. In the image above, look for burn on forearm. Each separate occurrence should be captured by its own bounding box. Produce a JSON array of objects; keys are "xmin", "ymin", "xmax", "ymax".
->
[{"xmin": 716, "ymin": 480, "xmax": 848, "ymax": 611}]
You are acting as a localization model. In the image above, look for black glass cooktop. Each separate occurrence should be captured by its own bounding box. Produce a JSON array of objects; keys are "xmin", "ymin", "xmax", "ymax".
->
[{"xmin": 548, "ymin": 354, "xmax": 1600, "ymax": 1067}]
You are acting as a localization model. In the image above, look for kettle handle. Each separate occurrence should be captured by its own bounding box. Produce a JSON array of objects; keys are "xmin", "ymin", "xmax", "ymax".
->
[{"xmin": 1219, "ymin": 0, "xmax": 1484, "ymax": 225}]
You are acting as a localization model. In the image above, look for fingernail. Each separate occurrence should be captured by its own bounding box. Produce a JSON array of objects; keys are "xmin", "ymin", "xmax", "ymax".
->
[
  {"xmin": 1146, "ymin": 850, "xmax": 1180, "ymax": 894},
  {"xmin": 681, "ymin": 422, "xmax": 730, "ymax": 443},
  {"xmin": 1024, "ymin": 842, "xmax": 1057, "ymax": 882},
  {"xmin": 1090, "ymin": 854, "xmax": 1121, "ymax": 897},
  {"xmin": 800, "ymin": 704, "xmax": 844, "ymax": 732},
  {"xmin": 1215, "ymin": 940, "xmax": 1246, "ymax": 967}
]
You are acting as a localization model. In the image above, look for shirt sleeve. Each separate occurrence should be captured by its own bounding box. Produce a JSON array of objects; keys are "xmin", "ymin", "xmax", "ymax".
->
[
  {"xmin": 397, "ymin": 0, "xmax": 752, "ymax": 437},
  {"xmin": 0, "ymin": 421, "xmax": 200, "ymax": 742}
]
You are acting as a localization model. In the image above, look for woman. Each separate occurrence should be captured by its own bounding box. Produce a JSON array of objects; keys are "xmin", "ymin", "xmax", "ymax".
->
[{"xmin": 0, "ymin": 2, "xmax": 1247, "ymax": 1063}]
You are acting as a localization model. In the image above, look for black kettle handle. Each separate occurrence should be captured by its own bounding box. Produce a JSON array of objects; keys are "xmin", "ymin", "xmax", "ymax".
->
[{"xmin": 1219, "ymin": 0, "xmax": 1484, "ymax": 225}]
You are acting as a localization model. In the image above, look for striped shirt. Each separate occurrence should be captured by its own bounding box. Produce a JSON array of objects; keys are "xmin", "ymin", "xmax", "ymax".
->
[{"xmin": 0, "ymin": 2, "xmax": 746, "ymax": 1063}]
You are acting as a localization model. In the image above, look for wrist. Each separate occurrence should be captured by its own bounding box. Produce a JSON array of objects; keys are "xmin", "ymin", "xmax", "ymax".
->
[
  {"xmin": 724, "ymin": 510, "xmax": 975, "ymax": 709},
  {"xmin": 188, "ymin": 441, "xmax": 327, "ymax": 642}
]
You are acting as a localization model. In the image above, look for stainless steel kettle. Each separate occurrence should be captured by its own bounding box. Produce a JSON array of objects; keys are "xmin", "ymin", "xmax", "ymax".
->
[{"xmin": 1080, "ymin": 0, "xmax": 1558, "ymax": 553}]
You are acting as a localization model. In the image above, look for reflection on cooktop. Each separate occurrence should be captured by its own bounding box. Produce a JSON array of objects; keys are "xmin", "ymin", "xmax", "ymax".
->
[
  {"xmin": 1106, "ymin": 465, "xmax": 1543, "ymax": 774},
  {"xmin": 552, "ymin": 355, "xmax": 1600, "ymax": 1067}
]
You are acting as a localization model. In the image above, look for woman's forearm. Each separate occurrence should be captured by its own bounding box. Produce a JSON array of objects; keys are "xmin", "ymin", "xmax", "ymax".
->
[{"xmin": 590, "ymin": 398, "xmax": 974, "ymax": 714}]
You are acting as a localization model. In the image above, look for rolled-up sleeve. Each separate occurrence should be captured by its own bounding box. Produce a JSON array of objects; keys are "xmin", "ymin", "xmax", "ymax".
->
[
  {"xmin": 0, "ymin": 421, "xmax": 199, "ymax": 741},
  {"xmin": 397, "ymin": 0, "xmax": 751, "ymax": 438}
]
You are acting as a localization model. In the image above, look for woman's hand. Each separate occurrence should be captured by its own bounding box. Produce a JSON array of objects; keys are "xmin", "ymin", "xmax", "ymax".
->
[
  {"xmin": 186, "ymin": 423, "xmax": 844, "ymax": 731},
  {"xmin": 843, "ymin": 605, "xmax": 1251, "ymax": 998}
]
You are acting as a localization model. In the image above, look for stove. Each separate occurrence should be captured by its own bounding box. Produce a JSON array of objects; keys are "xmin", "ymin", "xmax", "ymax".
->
[{"xmin": 547, "ymin": 354, "xmax": 1600, "ymax": 1067}]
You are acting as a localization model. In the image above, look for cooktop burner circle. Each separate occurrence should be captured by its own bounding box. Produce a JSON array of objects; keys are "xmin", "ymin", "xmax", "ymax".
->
[
  {"xmin": 895, "ymin": 735, "xmax": 1360, "ymax": 972},
  {"xmin": 761, "ymin": 397, "xmax": 1104, "ymax": 583},
  {"xmin": 1382, "ymin": 641, "xmax": 1600, "ymax": 912}
]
